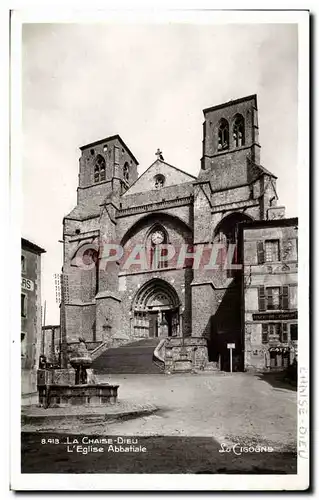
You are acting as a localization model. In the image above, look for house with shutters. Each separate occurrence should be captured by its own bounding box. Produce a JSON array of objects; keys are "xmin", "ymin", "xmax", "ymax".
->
[
  {"xmin": 241, "ymin": 218, "xmax": 298, "ymax": 371},
  {"xmin": 21, "ymin": 238, "xmax": 46, "ymax": 399}
]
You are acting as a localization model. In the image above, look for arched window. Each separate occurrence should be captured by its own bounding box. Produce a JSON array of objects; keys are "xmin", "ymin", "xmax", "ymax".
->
[
  {"xmin": 148, "ymin": 226, "xmax": 168, "ymax": 270},
  {"xmin": 154, "ymin": 174, "xmax": 165, "ymax": 189},
  {"xmin": 94, "ymin": 154, "xmax": 106, "ymax": 183},
  {"xmin": 218, "ymin": 119, "xmax": 229, "ymax": 151},
  {"xmin": 233, "ymin": 114, "xmax": 245, "ymax": 148},
  {"xmin": 123, "ymin": 162, "xmax": 129, "ymax": 182}
]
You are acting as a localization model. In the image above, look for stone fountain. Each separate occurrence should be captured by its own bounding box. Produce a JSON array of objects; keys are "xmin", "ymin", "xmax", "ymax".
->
[{"xmin": 37, "ymin": 337, "xmax": 119, "ymax": 408}]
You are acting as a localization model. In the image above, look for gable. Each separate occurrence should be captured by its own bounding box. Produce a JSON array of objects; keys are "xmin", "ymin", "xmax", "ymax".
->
[{"xmin": 123, "ymin": 159, "xmax": 196, "ymax": 196}]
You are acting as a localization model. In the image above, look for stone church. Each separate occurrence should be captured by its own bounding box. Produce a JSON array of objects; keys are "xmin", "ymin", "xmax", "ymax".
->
[{"xmin": 61, "ymin": 94, "xmax": 297, "ymax": 373}]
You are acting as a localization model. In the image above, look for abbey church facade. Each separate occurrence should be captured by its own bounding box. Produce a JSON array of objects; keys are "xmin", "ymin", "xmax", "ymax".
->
[{"xmin": 62, "ymin": 94, "xmax": 298, "ymax": 373}]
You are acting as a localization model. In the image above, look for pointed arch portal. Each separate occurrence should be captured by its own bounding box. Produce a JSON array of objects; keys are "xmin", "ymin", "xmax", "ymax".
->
[{"xmin": 132, "ymin": 279, "xmax": 181, "ymax": 338}]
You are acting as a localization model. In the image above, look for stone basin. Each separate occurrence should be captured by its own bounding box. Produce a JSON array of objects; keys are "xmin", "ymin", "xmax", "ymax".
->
[
  {"xmin": 69, "ymin": 356, "xmax": 92, "ymax": 369},
  {"xmin": 45, "ymin": 383, "xmax": 119, "ymax": 407}
]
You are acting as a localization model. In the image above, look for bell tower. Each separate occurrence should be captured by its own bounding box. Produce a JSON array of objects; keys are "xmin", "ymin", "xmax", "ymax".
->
[
  {"xmin": 200, "ymin": 94, "xmax": 261, "ymax": 190},
  {"xmin": 77, "ymin": 134, "xmax": 139, "ymax": 208}
]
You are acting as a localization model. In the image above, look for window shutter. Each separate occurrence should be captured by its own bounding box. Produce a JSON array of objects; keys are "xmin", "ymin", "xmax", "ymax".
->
[
  {"xmin": 278, "ymin": 241, "xmax": 281, "ymax": 261},
  {"xmin": 257, "ymin": 241, "xmax": 264, "ymax": 264},
  {"xmin": 262, "ymin": 324, "xmax": 268, "ymax": 343},
  {"xmin": 21, "ymin": 293, "xmax": 27, "ymax": 317},
  {"xmin": 266, "ymin": 288, "xmax": 273, "ymax": 310},
  {"xmin": 281, "ymin": 323, "xmax": 288, "ymax": 342},
  {"xmin": 258, "ymin": 286, "xmax": 266, "ymax": 311},
  {"xmin": 281, "ymin": 286, "xmax": 289, "ymax": 309},
  {"xmin": 290, "ymin": 324, "xmax": 298, "ymax": 341}
]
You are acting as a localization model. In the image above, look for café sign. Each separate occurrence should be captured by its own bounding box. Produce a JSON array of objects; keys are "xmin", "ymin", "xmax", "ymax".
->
[
  {"xmin": 252, "ymin": 311, "xmax": 297, "ymax": 321},
  {"xmin": 21, "ymin": 277, "xmax": 34, "ymax": 292}
]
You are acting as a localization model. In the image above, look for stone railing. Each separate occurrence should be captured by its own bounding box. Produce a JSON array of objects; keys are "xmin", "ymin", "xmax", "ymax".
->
[
  {"xmin": 153, "ymin": 338, "xmax": 166, "ymax": 371},
  {"xmin": 90, "ymin": 335, "xmax": 132, "ymax": 360},
  {"xmin": 90, "ymin": 341, "xmax": 110, "ymax": 360}
]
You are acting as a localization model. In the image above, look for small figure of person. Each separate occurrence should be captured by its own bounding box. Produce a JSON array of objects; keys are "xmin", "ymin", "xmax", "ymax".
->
[{"xmin": 39, "ymin": 354, "xmax": 47, "ymax": 370}]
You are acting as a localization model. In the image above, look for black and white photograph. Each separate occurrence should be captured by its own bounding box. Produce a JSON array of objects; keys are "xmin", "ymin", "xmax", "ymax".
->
[{"xmin": 9, "ymin": 8, "xmax": 309, "ymax": 491}]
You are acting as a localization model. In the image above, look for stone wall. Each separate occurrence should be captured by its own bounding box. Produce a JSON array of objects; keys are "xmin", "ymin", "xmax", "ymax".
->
[
  {"xmin": 163, "ymin": 337, "xmax": 208, "ymax": 373},
  {"xmin": 123, "ymin": 159, "xmax": 195, "ymax": 196}
]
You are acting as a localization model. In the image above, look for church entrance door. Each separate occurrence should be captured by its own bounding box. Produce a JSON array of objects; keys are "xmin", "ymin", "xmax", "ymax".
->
[
  {"xmin": 132, "ymin": 279, "xmax": 181, "ymax": 339},
  {"xmin": 148, "ymin": 312, "xmax": 158, "ymax": 338}
]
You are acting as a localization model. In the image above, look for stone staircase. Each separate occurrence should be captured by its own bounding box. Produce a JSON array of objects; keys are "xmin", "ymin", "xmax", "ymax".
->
[{"xmin": 91, "ymin": 337, "xmax": 165, "ymax": 374}]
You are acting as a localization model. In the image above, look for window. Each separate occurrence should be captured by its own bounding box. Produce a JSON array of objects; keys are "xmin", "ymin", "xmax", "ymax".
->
[
  {"xmin": 233, "ymin": 114, "xmax": 245, "ymax": 147},
  {"xmin": 281, "ymin": 323, "xmax": 288, "ymax": 342},
  {"xmin": 290, "ymin": 324, "xmax": 298, "ymax": 341},
  {"xmin": 266, "ymin": 287, "xmax": 281, "ymax": 310},
  {"xmin": 281, "ymin": 285, "xmax": 289, "ymax": 309},
  {"xmin": 262, "ymin": 324, "xmax": 268, "ymax": 343},
  {"xmin": 262, "ymin": 323, "xmax": 281, "ymax": 344},
  {"xmin": 256, "ymin": 241, "xmax": 265, "ymax": 264},
  {"xmin": 21, "ymin": 332, "xmax": 26, "ymax": 357},
  {"xmin": 94, "ymin": 154, "xmax": 106, "ymax": 183},
  {"xmin": 154, "ymin": 174, "xmax": 165, "ymax": 189},
  {"xmin": 218, "ymin": 119, "xmax": 229, "ymax": 151},
  {"xmin": 123, "ymin": 162, "xmax": 129, "ymax": 183},
  {"xmin": 265, "ymin": 239, "xmax": 280, "ymax": 262},
  {"xmin": 21, "ymin": 293, "xmax": 27, "ymax": 317},
  {"xmin": 21, "ymin": 254, "xmax": 26, "ymax": 273},
  {"xmin": 258, "ymin": 285, "xmax": 289, "ymax": 311}
]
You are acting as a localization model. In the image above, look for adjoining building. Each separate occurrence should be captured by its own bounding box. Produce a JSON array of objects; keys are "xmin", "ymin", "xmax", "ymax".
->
[
  {"xmin": 241, "ymin": 218, "xmax": 298, "ymax": 371},
  {"xmin": 21, "ymin": 238, "xmax": 46, "ymax": 397},
  {"xmin": 60, "ymin": 94, "xmax": 298, "ymax": 373}
]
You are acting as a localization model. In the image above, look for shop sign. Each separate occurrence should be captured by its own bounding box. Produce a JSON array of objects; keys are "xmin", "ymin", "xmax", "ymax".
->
[
  {"xmin": 21, "ymin": 277, "xmax": 34, "ymax": 292},
  {"xmin": 253, "ymin": 311, "xmax": 297, "ymax": 321}
]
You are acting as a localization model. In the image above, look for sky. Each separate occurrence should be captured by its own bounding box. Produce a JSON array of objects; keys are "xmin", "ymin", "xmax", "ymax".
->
[{"xmin": 22, "ymin": 22, "xmax": 298, "ymax": 324}]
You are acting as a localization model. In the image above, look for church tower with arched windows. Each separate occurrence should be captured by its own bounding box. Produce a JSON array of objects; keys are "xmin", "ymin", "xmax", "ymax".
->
[
  {"xmin": 60, "ymin": 94, "xmax": 295, "ymax": 374},
  {"xmin": 200, "ymin": 94, "xmax": 260, "ymax": 175}
]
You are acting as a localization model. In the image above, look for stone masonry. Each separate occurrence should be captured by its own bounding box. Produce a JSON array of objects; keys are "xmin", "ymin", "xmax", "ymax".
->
[{"xmin": 61, "ymin": 95, "xmax": 297, "ymax": 372}]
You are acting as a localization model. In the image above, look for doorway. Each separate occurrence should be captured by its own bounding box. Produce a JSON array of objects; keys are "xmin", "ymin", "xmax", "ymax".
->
[
  {"xmin": 132, "ymin": 278, "xmax": 181, "ymax": 338},
  {"xmin": 148, "ymin": 311, "xmax": 158, "ymax": 338}
]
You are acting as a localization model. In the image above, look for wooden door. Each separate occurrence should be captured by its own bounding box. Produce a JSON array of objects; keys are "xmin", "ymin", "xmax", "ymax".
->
[{"xmin": 148, "ymin": 312, "xmax": 158, "ymax": 338}]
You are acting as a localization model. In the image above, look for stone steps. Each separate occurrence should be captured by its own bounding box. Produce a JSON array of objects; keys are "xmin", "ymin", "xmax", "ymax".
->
[{"xmin": 91, "ymin": 338, "xmax": 164, "ymax": 374}]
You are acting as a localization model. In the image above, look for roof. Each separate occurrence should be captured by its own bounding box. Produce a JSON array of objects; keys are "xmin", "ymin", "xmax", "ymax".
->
[
  {"xmin": 239, "ymin": 217, "xmax": 298, "ymax": 230},
  {"xmin": 203, "ymin": 94, "xmax": 257, "ymax": 115},
  {"xmin": 64, "ymin": 205, "xmax": 101, "ymax": 221},
  {"xmin": 21, "ymin": 238, "xmax": 46, "ymax": 254},
  {"xmin": 79, "ymin": 134, "xmax": 139, "ymax": 165},
  {"xmin": 123, "ymin": 158, "xmax": 197, "ymax": 195},
  {"xmin": 247, "ymin": 157, "xmax": 277, "ymax": 179}
]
